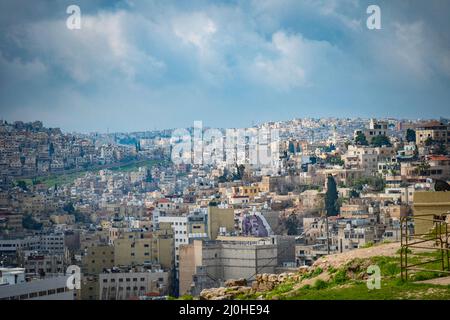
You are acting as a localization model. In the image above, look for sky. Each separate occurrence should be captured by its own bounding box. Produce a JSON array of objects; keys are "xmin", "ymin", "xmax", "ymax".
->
[{"xmin": 0, "ymin": 0, "xmax": 449, "ymax": 133}]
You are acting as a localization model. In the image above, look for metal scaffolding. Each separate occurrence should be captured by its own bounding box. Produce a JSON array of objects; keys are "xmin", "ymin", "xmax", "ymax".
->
[{"xmin": 400, "ymin": 212, "xmax": 450, "ymax": 281}]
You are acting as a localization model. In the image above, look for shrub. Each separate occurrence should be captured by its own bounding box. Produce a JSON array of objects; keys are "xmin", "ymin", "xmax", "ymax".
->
[
  {"xmin": 301, "ymin": 284, "xmax": 311, "ymax": 290},
  {"xmin": 314, "ymin": 279, "xmax": 328, "ymax": 290},
  {"xmin": 328, "ymin": 266, "xmax": 337, "ymax": 274},
  {"xmin": 332, "ymin": 269, "xmax": 348, "ymax": 285},
  {"xmin": 362, "ymin": 242, "xmax": 374, "ymax": 248},
  {"xmin": 311, "ymin": 267, "xmax": 323, "ymax": 278}
]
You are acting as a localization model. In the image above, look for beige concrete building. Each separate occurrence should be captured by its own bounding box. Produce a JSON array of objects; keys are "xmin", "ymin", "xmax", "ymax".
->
[
  {"xmin": 416, "ymin": 121, "xmax": 449, "ymax": 146},
  {"xmin": 82, "ymin": 244, "xmax": 115, "ymax": 275},
  {"xmin": 114, "ymin": 228, "xmax": 174, "ymax": 271},
  {"xmin": 99, "ymin": 267, "xmax": 169, "ymax": 300},
  {"xmin": 207, "ymin": 206, "xmax": 235, "ymax": 240},
  {"xmin": 337, "ymin": 224, "xmax": 375, "ymax": 253},
  {"xmin": 354, "ymin": 119, "xmax": 389, "ymax": 143},
  {"xmin": 179, "ymin": 237, "xmax": 277, "ymax": 296},
  {"xmin": 413, "ymin": 191, "xmax": 450, "ymax": 235}
]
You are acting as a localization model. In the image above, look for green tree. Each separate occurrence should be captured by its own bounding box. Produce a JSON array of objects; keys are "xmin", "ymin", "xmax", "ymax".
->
[
  {"xmin": 327, "ymin": 156, "xmax": 344, "ymax": 166},
  {"xmin": 22, "ymin": 215, "xmax": 43, "ymax": 230},
  {"xmin": 355, "ymin": 132, "xmax": 368, "ymax": 146},
  {"xmin": 288, "ymin": 141, "xmax": 296, "ymax": 154},
  {"xmin": 285, "ymin": 214, "xmax": 299, "ymax": 235},
  {"xmin": 63, "ymin": 202, "xmax": 75, "ymax": 214},
  {"xmin": 233, "ymin": 164, "xmax": 245, "ymax": 181},
  {"xmin": 406, "ymin": 129, "xmax": 416, "ymax": 143},
  {"xmin": 434, "ymin": 143, "xmax": 447, "ymax": 155},
  {"xmin": 325, "ymin": 175, "xmax": 339, "ymax": 216},
  {"xmin": 145, "ymin": 169, "xmax": 153, "ymax": 182},
  {"xmin": 49, "ymin": 142, "xmax": 55, "ymax": 156},
  {"xmin": 16, "ymin": 180, "xmax": 28, "ymax": 191},
  {"xmin": 371, "ymin": 135, "xmax": 391, "ymax": 147},
  {"xmin": 417, "ymin": 161, "xmax": 430, "ymax": 176},
  {"xmin": 425, "ymin": 137, "xmax": 433, "ymax": 146},
  {"xmin": 350, "ymin": 176, "xmax": 385, "ymax": 192},
  {"xmin": 349, "ymin": 189, "xmax": 360, "ymax": 198}
]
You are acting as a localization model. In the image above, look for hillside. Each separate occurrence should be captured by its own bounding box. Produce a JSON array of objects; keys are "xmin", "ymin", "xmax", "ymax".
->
[{"xmin": 196, "ymin": 242, "xmax": 450, "ymax": 300}]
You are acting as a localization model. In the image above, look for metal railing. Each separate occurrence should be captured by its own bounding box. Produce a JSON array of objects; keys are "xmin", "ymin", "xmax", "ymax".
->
[{"xmin": 400, "ymin": 213, "xmax": 450, "ymax": 281}]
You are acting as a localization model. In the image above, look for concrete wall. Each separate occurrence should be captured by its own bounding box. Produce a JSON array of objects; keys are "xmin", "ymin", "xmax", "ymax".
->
[
  {"xmin": 208, "ymin": 207, "xmax": 234, "ymax": 240},
  {"xmin": 179, "ymin": 239, "xmax": 277, "ymax": 295},
  {"xmin": 413, "ymin": 191, "xmax": 450, "ymax": 235},
  {"xmin": 178, "ymin": 244, "xmax": 196, "ymax": 296}
]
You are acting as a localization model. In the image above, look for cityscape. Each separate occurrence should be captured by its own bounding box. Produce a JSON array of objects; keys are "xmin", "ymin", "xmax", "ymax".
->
[
  {"xmin": 0, "ymin": 117, "xmax": 450, "ymax": 300},
  {"xmin": 0, "ymin": 0, "xmax": 450, "ymax": 307}
]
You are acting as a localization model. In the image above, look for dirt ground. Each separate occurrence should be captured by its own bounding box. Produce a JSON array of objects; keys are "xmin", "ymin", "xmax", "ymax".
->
[{"xmin": 312, "ymin": 242, "xmax": 402, "ymax": 269}]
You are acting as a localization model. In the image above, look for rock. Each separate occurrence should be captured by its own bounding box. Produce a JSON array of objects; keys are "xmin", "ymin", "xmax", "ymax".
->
[
  {"xmin": 225, "ymin": 278, "xmax": 247, "ymax": 287},
  {"xmin": 268, "ymin": 274, "xmax": 278, "ymax": 282},
  {"xmin": 237, "ymin": 287, "xmax": 252, "ymax": 294},
  {"xmin": 277, "ymin": 273, "xmax": 287, "ymax": 282}
]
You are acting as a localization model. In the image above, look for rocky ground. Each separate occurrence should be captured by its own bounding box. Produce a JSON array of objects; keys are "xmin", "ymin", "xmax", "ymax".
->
[{"xmin": 197, "ymin": 241, "xmax": 450, "ymax": 300}]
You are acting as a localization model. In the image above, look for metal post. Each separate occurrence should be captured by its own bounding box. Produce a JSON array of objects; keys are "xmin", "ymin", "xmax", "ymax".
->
[
  {"xmin": 400, "ymin": 216, "xmax": 404, "ymax": 281},
  {"xmin": 326, "ymin": 215, "xmax": 330, "ymax": 255}
]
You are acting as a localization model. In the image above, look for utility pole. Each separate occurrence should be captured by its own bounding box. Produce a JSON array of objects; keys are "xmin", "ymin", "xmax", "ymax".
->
[{"xmin": 325, "ymin": 211, "xmax": 330, "ymax": 255}]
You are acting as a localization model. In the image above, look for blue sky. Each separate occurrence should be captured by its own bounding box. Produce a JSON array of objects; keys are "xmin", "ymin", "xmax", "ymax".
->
[{"xmin": 0, "ymin": 0, "xmax": 449, "ymax": 133}]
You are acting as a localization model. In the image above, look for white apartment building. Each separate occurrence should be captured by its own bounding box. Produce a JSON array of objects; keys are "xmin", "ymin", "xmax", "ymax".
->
[
  {"xmin": 40, "ymin": 234, "xmax": 65, "ymax": 255},
  {"xmin": 157, "ymin": 215, "xmax": 188, "ymax": 268},
  {"xmin": 343, "ymin": 145, "xmax": 395, "ymax": 175},
  {"xmin": 0, "ymin": 233, "xmax": 65, "ymax": 255},
  {"xmin": 0, "ymin": 236, "xmax": 41, "ymax": 254},
  {"xmin": 354, "ymin": 119, "xmax": 389, "ymax": 143}
]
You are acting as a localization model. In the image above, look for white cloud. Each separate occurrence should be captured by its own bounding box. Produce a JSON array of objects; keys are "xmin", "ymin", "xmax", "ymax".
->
[
  {"xmin": 172, "ymin": 12, "xmax": 217, "ymax": 53},
  {"xmin": 370, "ymin": 20, "xmax": 450, "ymax": 82},
  {"xmin": 8, "ymin": 10, "xmax": 165, "ymax": 84},
  {"xmin": 0, "ymin": 51, "xmax": 47, "ymax": 84},
  {"xmin": 247, "ymin": 31, "xmax": 336, "ymax": 91}
]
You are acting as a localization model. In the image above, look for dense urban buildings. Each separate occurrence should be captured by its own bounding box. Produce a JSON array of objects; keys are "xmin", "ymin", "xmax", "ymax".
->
[{"xmin": 0, "ymin": 117, "xmax": 449, "ymax": 300}]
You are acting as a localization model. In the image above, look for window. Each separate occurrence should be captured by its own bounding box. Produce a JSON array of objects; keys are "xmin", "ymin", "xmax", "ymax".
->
[{"xmin": 140, "ymin": 278, "xmax": 145, "ymax": 281}]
